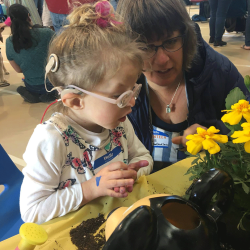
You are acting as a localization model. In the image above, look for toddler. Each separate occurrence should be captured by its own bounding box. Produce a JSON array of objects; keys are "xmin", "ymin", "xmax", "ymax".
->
[{"xmin": 20, "ymin": 0, "xmax": 153, "ymax": 224}]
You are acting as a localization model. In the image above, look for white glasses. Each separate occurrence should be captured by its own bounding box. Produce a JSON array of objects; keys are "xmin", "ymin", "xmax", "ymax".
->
[{"xmin": 58, "ymin": 84, "xmax": 142, "ymax": 108}]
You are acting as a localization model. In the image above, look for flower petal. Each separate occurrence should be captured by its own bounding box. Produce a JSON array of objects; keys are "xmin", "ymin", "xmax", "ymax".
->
[
  {"xmin": 221, "ymin": 111, "xmax": 242, "ymax": 125},
  {"xmin": 208, "ymin": 142, "xmax": 220, "ymax": 154},
  {"xmin": 186, "ymin": 140, "xmax": 203, "ymax": 155},
  {"xmin": 202, "ymin": 138, "xmax": 216, "ymax": 150},
  {"xmin": 210, "ymin": 134, "xmax": 228, "ymax": 143},
  {"xmin": 242, "ymin": 112, "xmax": 250, "ymax": 123},
  {"xmin": 232, "ymin": 100, "xmax": 249, "ymax": 109},
  {"xmin": 186, "ymin": 134, "xmax": 196, "ymax": 140},
  {"xmin": 196, "ymin": 127, "xmax": 207, "ymax": 135},
  {"xmin": 244, "ymin": 141, "xmax": 250, "ymax": 153},
  {"xmin": 231, "ymin": 130, "xmax": 245, "ymax": 138},
  {"xmin": 232, "ymin": 136, "xmax": 250, "ymax": 143},
  {"xmin": 186, "ymin": 134, "xmax": 204, "ymax": 142},
  {"xmin": 207, "ymin": 126, "xmax": 220, "ymax": 134},
  {"xmin": 241, "ymin": 122, "xmax": 250, "ymax": 128}
]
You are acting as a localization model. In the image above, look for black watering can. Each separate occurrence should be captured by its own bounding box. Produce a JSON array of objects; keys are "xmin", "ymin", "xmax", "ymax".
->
[{"xmin": 103, "ymin": 168, "xmax": 234, "ymax": 250}]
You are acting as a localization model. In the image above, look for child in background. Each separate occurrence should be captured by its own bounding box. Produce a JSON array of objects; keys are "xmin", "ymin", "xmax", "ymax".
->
[{"xmin": 20, "ymin": 0, "xmax": 153, "ymax": 224}]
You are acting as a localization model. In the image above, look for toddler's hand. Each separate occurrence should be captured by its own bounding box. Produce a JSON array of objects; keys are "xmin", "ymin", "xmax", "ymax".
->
[
  {"xmin": 93, "ymin": 161, "xmax": 137, "ymax": 198},
  {"xmin": 114, "ymin": 160, "xmax": 149, "ymax": 193},
  {"xmin": 128, "ymin": 160, "xmax": 149, "ymax": 173}
]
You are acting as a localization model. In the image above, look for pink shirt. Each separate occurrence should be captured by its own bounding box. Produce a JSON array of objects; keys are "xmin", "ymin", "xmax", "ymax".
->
[
  {"xmin": 45, "ymin": 0, "xmax": 97, "ymax": 14},
  {"xmin": 4, "ymin": 17, "xmax": 11, "ymax": 26}
]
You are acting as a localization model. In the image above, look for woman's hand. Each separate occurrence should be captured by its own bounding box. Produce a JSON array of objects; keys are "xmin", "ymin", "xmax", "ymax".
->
[
  {"xmin": 172, "ymin": 123, "xmax": 207, "ymax": 147},
  {"xmin": 0, "ymin": 22, "xmax": 7, "ymax": 29}
]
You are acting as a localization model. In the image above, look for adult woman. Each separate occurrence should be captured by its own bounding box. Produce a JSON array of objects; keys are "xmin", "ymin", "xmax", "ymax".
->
[
  {"xmin": 6, "ymin": 4, "xmax": 55, "ymax": 103},
  {"xmin": 117, "ymin": 0, "xmax": 249, "ymax": 170},
  {"xmin": 208, "ymin": 0, "xmax": 232, "ymax": 47},
  {"xmin": 241, "ymin": 0, "xmax": 250, "ymax": 50}
]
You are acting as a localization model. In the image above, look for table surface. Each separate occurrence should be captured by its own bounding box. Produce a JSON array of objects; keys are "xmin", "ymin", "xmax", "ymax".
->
[{"xmin": 0, "ymin": 157, "xmax": 193, "ymax": 249}]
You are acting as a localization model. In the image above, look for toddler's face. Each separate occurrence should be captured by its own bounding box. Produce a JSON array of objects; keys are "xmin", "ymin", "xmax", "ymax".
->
[{"xmin": 77, "ymin": 60, "xmax": 140, "ymax": 132}]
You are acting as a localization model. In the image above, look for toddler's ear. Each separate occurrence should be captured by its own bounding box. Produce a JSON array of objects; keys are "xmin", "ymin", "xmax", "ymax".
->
[{"xmin": 62, "ymin": 94, "xmax": 84, "ymax": 110}]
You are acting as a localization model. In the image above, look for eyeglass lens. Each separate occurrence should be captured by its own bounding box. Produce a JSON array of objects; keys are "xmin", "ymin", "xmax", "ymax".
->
[
  {"xmin": 118, "ymin": 85, "xmax": 141, "ymax": 108},
  {"xmin": 118, "ymin": 92, "xmax": 133, "ymax": 108},
  {"xmin": 146, "ymin": 36, "xmax": 184, "ymax": 58}
]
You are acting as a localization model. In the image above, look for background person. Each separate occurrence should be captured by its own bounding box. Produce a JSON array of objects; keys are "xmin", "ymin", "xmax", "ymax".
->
[
  {"xmin": 241, "ymin": 0, "xmax": 250, "ymax": 50},
  {"xmin": 117, "ymin": 0, "xmax": 249, "ymax": 170},
  {"xmin": 33, "ymin": 0, "xmax": 43, "ymax": 17},
  {"xmin": 6, "ymin": 4, "xmax": 56, "ymax": 103},
  {"xmin": 208, "ymin": 0, "xmax": 233, "ymax": 47},
  {"xmin": 45, "ymin": 0, "xmax": 97, "ymax": 33},
  {"xmin": 42, "ymin": 0, "xmax": 53, "ymax": 29}
]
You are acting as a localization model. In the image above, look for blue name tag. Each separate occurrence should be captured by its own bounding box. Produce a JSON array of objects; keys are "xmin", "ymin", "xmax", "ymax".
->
[
  {"xmin": 153, "ymin": 129, "xmax": 169, "ymax": 148},
  {"xmin": 93, "ymin": 146, "xmax": 122, "ymax": 169}
]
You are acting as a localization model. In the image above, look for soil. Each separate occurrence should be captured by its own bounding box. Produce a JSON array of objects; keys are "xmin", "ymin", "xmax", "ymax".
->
[{"xmin": 70, "ymin": 214, "xmax": 106, "ymax": 250}]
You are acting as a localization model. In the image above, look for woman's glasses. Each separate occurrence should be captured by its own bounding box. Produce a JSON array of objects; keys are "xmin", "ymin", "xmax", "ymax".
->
[
  {"xmin": 58, "ymin": 84, "xmax": 142, "ymax": 108},
  {"xmin": 143, "ymin": 35, "xmax": 185, "ymax": 58}
]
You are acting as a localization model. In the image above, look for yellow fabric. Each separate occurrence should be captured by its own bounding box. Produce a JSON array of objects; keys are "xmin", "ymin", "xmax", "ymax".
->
[{"xmin": 0, "ymin": 157, "xmax": 193, "ymax": 249}]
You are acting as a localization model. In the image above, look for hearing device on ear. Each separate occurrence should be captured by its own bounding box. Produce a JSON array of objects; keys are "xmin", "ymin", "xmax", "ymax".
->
[
  {"xmin": 44, "ymin": 53, "xmax": 60, "ymax": 93},
  {"xmin": 45, "ymin": 54, "xmax": 59, "ymax": 73}
]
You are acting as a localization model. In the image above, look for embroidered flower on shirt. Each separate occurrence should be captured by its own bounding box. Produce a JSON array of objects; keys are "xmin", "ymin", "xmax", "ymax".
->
[
  {"xmin": 104, "ymin": 142, "xmax": 112, "ymax": 153},
  {"xmin": 65, "ymin": 126, "xmax": 85, "ymax": 149},
  {"xmin": 82, "ymin": 149, "xmax": 95, "ymax": 175},
  {"xmin": 89, "ymin": 145, "xmax": 100, "ymax": 151},
  {"xmin": 123, "ymin": 159, "xmax": 128, "ymax": 164},
  {"xmin": 110, "ymin": 126, "xmax": 126, "ymax": 152},
  {"xmin": 61, "ymin": 132, "xmax": 70, "ymax": 146},
  {"xmin": 55, "ymin": 178, "xmax": 76, "ymax": 190},
  {"xmin": 65, "ymin": 152, "xmax": 86, "ymax": 174}
]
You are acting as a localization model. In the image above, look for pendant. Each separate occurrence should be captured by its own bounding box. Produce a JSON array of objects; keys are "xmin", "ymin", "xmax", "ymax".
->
[{"xmin": 166, "ymin": 105, "xmax": 171, "ymax": 113}]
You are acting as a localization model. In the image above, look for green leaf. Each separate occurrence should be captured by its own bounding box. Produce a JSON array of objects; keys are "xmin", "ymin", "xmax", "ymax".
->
[
  {"xmin": 189, "ymin": 176, "xmax": 196, "ymax": 181},
  {"xmin": 185, "ymin": 151, "xmax": 197, "ymax": 157},
  {"xmin": 225, "ymin": 87, "xmax": 246, "ymax": 110},
  {"xmin": 224, "ymin": 121, "xmax": 244, "ymax": 133},
  {"xmin": 237, "ymin": 210, "xmax": 250, "ymax": 231},
  {"xmin": 242, "ymin": 182, "xmax": 250, "ymax": 194},
  {"xmin": 237, "ymin": 215, "xmax": 246, "ymax": 231},
  {"xmin": 185, "ymin": 167, "xmax": 193, "ymax": 175},
  {"xmin": 244, "ymin": 75, "xmax": 250, "ymax": 91},
  {"xmin": 191, "ymin": 157, "xmax": 200, "ymax": 165}
]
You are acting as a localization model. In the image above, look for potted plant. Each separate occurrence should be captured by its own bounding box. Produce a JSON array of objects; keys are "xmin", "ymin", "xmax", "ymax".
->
[{"xmin": 184, "ymin": 77, "xmax": 250, "ymax": 249}]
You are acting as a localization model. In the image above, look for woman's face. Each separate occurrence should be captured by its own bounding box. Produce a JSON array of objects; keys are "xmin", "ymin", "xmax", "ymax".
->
[{"xmin": 143, "ymin": 31, "xmax": 183, "ymax": 87}]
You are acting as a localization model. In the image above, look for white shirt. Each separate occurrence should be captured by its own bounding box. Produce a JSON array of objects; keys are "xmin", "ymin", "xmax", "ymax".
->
[{"xmin": 20, "ymin": 113, "xmax": 153, "ymax": 224}]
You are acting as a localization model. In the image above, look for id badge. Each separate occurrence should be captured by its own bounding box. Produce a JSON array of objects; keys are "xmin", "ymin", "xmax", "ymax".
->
[{"xmin": 153, "ymin": 129, "xmax": 169, "ymax": 148}]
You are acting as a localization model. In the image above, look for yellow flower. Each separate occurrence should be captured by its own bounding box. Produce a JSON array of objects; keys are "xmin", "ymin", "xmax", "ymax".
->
[
  {"xmin": 186, "ymin": 126, "xmax": 228, "ymax": 155},
  {"xmin": 231, "ymin": 122, "xmax": 250, "ymax": 153},
  {"xmin": 221, "ymin": 99, "xmax": 250, "ymax": 125}
]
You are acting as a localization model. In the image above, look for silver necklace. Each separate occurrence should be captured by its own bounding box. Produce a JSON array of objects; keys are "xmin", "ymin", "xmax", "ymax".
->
[{"xmin": 166, "ymin": 80, "xmax": 181, "ymax": 113}]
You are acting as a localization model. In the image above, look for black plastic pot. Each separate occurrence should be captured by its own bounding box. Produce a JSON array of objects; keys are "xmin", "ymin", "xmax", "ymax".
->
[{"xmin": 103, "ymin": 169, "xmax": 234, "ymax": 250}]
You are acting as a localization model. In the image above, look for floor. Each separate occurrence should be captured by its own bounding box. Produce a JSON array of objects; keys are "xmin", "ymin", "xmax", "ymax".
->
[{"xmin": 0, "ymin": 7, "xmax": 250, "ymax": 175}]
